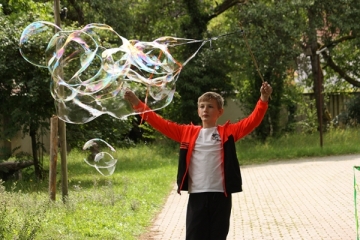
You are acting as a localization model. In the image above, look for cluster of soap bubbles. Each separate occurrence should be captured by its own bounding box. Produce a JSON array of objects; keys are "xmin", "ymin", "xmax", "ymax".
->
[{"xmin": 19, "ymin": 21, "xmax": 209, "ymax": 124}]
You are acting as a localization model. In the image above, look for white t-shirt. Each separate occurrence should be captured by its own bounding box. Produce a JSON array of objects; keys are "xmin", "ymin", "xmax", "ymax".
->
[{"xmin": 188, "ymin": 127, "xmax": 224, "ymax": 193}]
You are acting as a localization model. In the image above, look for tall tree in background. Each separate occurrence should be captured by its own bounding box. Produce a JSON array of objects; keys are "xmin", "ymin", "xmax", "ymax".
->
[
  {"xmin": 303, "ymin": 0, "xmax": 360, "ymax": 130},
  {"xmin": 171, "ymin": 0, "xmax": 241, "ymax": 124},
  {"xmin": 307, "ymin": 0, "xmax": 360, "ymax": 87},
  {"xmin": 224, "ymin": 1, "xmax": 305, "ymax": 139},
  {"xmin": 225, "ymin": 0, "xmax": 360, "ymax": 139},
  {"xmin": 0, "ymin": 1, "xmax": 55, "ymax": 178},
  {"xmin": 61, "ymin": 0, "xmax": 134, "ymax": 37}
]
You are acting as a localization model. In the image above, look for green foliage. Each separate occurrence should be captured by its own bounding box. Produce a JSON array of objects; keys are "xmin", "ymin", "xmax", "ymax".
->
[
  {"xmin": 0, "ymin": 1, "xmax": 55, "ymax": 174},
  {"xmin": 0, "ymin": 141, "xmax": 21, "ymax": 161},
  {"xmin": 130, "ymin": 0, "xmax": 185, "ymax": 40},
  {"xmin": 61, "ymin": 0, "xmax": 134, "ymax": 36},
  {"xmin": 323, "ymin": 39, "xmax": 360, "ymax": 89},
  {"xmin": 66, "ymin": 115, "xmax": 136, "ymax": 149},
  {"xmin": 294, "ymin": 97, "xmax": 318, "ymax": 134},
  {"xmin": 128, "ymin": 0, "xmax": 238, "ymax": 124},
  {"xmin": 1, "ymin": 0, "xmax": 53, "ymax": 22},
  {"xmin": 228, "ymin": 0, "xmax": 360, "ymax": 140},
  {"xmin": 168, "ymin": 47, "xmax": 235, "ymax": 124},
  {"xmin": 212, "ymin": 1, "xmax": 306, "ymax": 140},
  {"xmin": 281, "ymin": 81, "xmax": 306, "ymax": 133},
  {"xmin": 347, "ymin": 93, "xmax": 360, "ymax": 125},
  {"xmin": 306, "ymin": 0, "xmax": 360, "ymax": 88}
]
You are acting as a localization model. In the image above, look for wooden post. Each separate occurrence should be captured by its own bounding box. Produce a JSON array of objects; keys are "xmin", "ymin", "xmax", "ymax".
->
[
  {"xmin": 49, "ymin": 115, "xmax": 58, "ymax": 201},
  {"xmin": 317, "ymin": 56, "xmax": 324, "ymax": 148},
  {"xmin": 54, "ymin": 0, "xmax": 69, "ymax": 202},
  {"xmin": 58, "ymin": 121, "xmax": 68, "ymax": 202}
]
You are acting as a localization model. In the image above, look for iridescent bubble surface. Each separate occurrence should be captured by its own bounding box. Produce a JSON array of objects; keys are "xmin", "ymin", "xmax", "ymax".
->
[{"xmin": 19, "ymin": 21, "xmax": 208, "ymax": 124}]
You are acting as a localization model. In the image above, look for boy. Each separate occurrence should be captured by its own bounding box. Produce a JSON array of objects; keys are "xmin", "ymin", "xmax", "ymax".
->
[{"xmin": 124, "ymin": 82, "xmax": 272, "ymax": 240}]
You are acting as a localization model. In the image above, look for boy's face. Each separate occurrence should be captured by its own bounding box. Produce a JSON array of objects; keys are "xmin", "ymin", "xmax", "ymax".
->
[{"xmin": 197, "ymin": 98, "xmax": 224, "ymax": 128}]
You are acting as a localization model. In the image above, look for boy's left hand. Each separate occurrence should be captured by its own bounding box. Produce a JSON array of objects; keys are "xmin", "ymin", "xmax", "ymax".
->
[
  {"xmin": 260, "ymin": 82, "xmax": 272, "ymax": 102},
  {"xmin": 124, "ymin": 89, "xmax": 141, "ymax": 107}
]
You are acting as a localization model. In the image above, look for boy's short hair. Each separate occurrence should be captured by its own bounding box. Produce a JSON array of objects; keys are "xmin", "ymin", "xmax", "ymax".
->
[{"xmin": 198, "ymin": 92, "xmax": 224, "ymax": 109}]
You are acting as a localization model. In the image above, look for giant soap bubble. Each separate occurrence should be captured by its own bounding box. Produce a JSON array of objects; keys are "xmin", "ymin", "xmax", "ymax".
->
[{"xmin": 19, "ymin": 21, "xmax": 213, "ymax": 124}]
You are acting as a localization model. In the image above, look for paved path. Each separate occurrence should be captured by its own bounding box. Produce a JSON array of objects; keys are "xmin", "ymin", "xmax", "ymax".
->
[{"xmin": 140, "ymin": 154, "xmax": 360, "ymax": 240}]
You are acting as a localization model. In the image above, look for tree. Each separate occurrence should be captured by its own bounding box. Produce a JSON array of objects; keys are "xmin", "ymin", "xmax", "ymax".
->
[
  {"xmin": 225, "ymin": 0, "xmax": 360, "ymax": 139},
  {"xmin": 61, "ymin": 0, "xmax": 134, "ymax": 37},
  {"xmin": 0, "ymin": 1, "xmax": 55, "ymax": 179},
  {"xmin": 294, "ymin": 0, "xmax": 360, "ymax": 135},
  {"xmin": 347, "ymin": 93, "xmax": 360, "ymax": 126},
  {"xmin": 220, "ymin": 1, "xmax": 304, "ymax": 139}
]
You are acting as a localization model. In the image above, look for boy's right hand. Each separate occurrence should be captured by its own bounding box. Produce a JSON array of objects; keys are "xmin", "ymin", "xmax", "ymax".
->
[
  {"xmin": 260, "ymin": 82, "xmax": 272, "ymax": 102},
  {"xmin": 124, "ymin": 89, "xmax": 140, "ymax": 107}
]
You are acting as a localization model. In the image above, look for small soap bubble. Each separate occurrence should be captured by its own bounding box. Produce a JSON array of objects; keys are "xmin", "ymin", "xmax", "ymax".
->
[{"xmin": 83, "ymin": 138, "xmax": 117, "ymax": 176}]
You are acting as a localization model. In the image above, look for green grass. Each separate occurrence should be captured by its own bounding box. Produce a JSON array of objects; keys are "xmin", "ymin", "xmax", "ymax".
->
[
  {"xmin": 237, "ymin": 128, "xmax": 360, "ymax": 165},
  {"xmin": 1, "ymin": 145, "xmax": 178, "ymax": 240},
  {"xmin": 1, "ymin": 128, "xmax": 360, "ymax": 239}
]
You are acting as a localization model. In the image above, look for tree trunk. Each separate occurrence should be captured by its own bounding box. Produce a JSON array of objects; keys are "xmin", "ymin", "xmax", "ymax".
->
[
  {"xmin": 30, "ymin": 124, "xmax": 42, "ymax": 179},
  {"xmin": 0, "ymin": 161, "xmax": 33, "ymax": 170},
  {"xmin": 308, "ymin": 6, "xmax": 324, "ymax": 146}
]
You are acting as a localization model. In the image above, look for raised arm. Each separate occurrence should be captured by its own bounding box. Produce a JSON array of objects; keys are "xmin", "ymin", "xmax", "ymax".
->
[
  {"xmin": 229, "ymin": 82, "xmax": 272, "ymax": 141},
  {"xmin": 124, "ymin": 89, "xmax": 184, "ymax": 142}
]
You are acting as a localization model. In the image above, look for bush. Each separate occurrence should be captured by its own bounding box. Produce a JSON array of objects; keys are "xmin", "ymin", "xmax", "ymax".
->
[
  {"xmin": 347, "ymin": 93, "xmax": 360, "ymax": 126},
  {"xmin": 66, "ymin": 115, "xmax": 135, "ymax": 149}
]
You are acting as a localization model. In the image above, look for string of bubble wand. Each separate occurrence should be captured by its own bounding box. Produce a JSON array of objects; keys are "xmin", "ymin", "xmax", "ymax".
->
[
  {"xmin": 238, "ymin": 21, "xmax": 273, "ymax": 102},
  {"xmin": 238, "ymin": 22, "xmax": 265, "ymax": 84}
]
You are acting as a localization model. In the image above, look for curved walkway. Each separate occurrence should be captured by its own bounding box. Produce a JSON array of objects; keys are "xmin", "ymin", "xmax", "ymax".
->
[{"xmin": 140, "ymin": 154, "xmax": 360, "ymax": 240}]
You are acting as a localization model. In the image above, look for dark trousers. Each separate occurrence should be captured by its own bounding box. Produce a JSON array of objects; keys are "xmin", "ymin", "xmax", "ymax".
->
[{"xmin": 186, "ymin": 192, "xmax": 232, "ymax": 240}]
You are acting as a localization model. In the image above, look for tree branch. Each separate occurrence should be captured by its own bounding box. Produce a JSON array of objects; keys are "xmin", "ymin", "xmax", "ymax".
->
[
  {"xmin": 322, "ymin": 51, "xmax": 360, "ymax": 87},
  {"xmin": 318, "ymin": 34, "xmax": 357, "ymax": 52},
  {"xmin": 67, "ymin": 0, "xmax": 85, "ymax": 25},
  {"xmin": 207, "ymin": 0, "xmax": 248, "ymax": 21},
  {"xmin": 0, "ymin": 161, "xmax": 33, "ymax": 171}
]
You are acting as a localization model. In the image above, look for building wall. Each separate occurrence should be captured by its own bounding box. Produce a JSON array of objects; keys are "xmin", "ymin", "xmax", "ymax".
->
[
  {"xmin": 304, "ymin": 92, "xmax": 359, "ymax": 120},
  {"xmin": 0, "ymin": 118, "xmax": 50, "ymax": 159},
  {"xmin": 218, "ymin": 98, "xmax": 246, "ymax": 124},
  {"xmin": 218, "ymin": 97, "xmax": 289, "ymax": 131}
]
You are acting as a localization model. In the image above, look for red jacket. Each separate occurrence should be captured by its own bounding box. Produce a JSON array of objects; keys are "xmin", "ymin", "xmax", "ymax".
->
[{"xmin": 133, "ymin": 99, "xmax": 268, "ymax": 196}]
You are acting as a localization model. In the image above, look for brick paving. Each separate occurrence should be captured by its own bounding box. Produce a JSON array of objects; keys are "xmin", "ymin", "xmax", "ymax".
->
[{"xmin": 140, "ymin": 154, "xmax": 360, "ymax": 240}]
